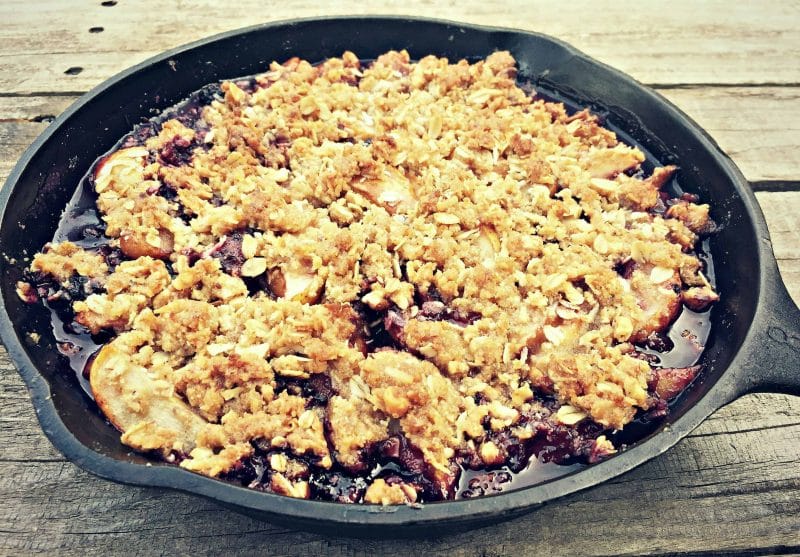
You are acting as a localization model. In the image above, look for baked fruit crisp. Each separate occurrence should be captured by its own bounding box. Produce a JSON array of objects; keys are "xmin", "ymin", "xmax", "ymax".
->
[{"xmin": 18, "ymin": 50, "xmax": 719, "ymax": 505}]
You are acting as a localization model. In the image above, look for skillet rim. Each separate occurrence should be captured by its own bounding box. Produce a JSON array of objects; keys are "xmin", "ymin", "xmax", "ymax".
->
[{"xmin": 0, "ymin": 15, "xmax": 774, "ymax": 530}]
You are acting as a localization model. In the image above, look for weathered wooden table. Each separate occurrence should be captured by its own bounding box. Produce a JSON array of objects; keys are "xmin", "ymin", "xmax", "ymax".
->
[{"xmin": 1, "ymin": 1, "xmax": 798, "ymax": 555}]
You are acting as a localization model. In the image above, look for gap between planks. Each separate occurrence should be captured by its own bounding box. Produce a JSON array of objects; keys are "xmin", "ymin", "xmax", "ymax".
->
[{"xmin": 750, "ymin": 181, "xmax": 800, "ymax": 192}]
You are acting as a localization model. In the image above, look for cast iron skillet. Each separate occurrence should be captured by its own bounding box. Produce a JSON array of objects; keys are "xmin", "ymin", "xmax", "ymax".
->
[{"xmin": 1, "ymin": 16, "xmax": 798, "ymax": 536}]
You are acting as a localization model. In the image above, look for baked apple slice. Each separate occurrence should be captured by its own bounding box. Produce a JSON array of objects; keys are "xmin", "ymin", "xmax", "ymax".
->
[
  {"xmin": 93, "ymin": 146, "xmax": 149, "ymax": 196},
  {"xmin": 89, "ymin": 341, "xmax": 206, "ymax": 454},
  {"xmin": 629, "ymin": 264, "xmax": 682, "ymax": 344},
  {"xmin": 650, "ymin": 365, "xmax": 701, "ymax": 400},
  {"xmin": 582, "ymin": 145, "xmax": 644, "ymax": 179},
  {"xmin": 119, "ymin": 228, "xmax": 174, "ymax": 260},
  {"xmin": 351, "ymin": 167, "xmax": 416, "ymax": 214},
  {"xmin": 268, "ymin": 264, "xmax": 324, "ymax": 303}
]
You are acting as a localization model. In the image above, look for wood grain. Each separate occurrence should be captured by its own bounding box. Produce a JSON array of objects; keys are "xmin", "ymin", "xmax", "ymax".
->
[
  {"xmin": 658, "ymin": 88, "xmax": 800, "ymax": 184},
  {"xmin": 1, "ymin": 351, "xmax": 798, "ymax": 556},
  {"xmin": 756, "ymin": 192, "xmax": 800, "ymax": 304},
  {"xmin": 1, "ymin": 1, "xmax": 799, "ymax": 554},
  {"xmin": 0, "ymin": 0, "xmax": 799, "ymax": 94}
]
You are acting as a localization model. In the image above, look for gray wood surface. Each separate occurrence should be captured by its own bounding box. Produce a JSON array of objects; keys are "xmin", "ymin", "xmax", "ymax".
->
[{"xmin": 1, "ymin": 1, "xmax": 799, "ymax": 555}]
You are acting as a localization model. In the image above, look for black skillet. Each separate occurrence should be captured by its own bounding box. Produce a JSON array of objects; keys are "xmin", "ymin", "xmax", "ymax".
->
[{"xmin": 1, "ymin": 16, "xmax": 799, "ymax": 536}]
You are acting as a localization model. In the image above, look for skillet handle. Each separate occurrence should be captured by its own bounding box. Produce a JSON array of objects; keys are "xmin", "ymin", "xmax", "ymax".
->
[{"xmin": 732, "ymin": 267, "xmax": 800, "ymax": 397}]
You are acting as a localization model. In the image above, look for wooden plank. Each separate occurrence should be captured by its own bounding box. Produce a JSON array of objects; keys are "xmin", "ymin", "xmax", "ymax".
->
[
  {"xmin": 660, "ymin": 88, "xmax": 800, "ymax": 184},
  {"xmin": 1, "ymin": 87, "xmax": 799, "ymax": 184},
  {"xmin": 1, "ymin": 360, "xmax": 798, "ymax": 556},
  {"xmin": 0, "ymin": 121, "xmax": 47, "ymax": 184},
  {"xmin": 0, "ymin": 0, "xmax": 799, "ymax": 94},
  {"xmin": 0, "ymin": 96, "xmax": 75, "ymax": 121},
  {"xmin": 756, "ymin": 192, "xmax": 800, "ymax": 305},
  {"xmin": 756, "ymin": 192, "xmax": 800, "ymax": 263}
]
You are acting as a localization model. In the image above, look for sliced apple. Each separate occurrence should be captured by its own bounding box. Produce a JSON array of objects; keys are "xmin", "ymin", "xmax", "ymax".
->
[
  {"xmin": 89, "ymin": 342, "xmax": 206, "ymax": 454},
  {"xmin": 682, "ymin": 286, "xmax": 719, "ymax": 312},
  {"xmin": 476, "ymin": 226, "xmax": 501, "ymax": 260},
  {"xmin": 651, "ymin": 365, "xmax": 701, "ymax": 400},
  {"xmin": 644, "ymin": 165, "xmax": 677, "ymax": 191},
  {"xmin": 268, "ymin": 265, "xmax": 324, "ymax": 303},
  {"xmin": 582, "ymin": 145, "xmax": 645, "ymax": 179},
  {"xmin": 666, "ymin": 200, "xmax": 713, "ymax": 234},
  {"xmin": 119, "ymin": 228, "xmax": 174, "ymax": 260},
  {"xmin": 618, "ymin": 165, "xmax": 677, "ymax": 211},
  {"xmin": 629, "ymin": 265, "xmax": 682, "ymax": 344},
  {"xmin": 93, "ymin": 146, "xmax": 149, "ymax": 195},
  {"xmin": 352, "ymin": 167, "xmax": 416, "ymax": 214}
]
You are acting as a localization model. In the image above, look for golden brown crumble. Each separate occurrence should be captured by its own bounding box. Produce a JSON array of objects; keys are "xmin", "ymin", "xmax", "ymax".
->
[{"xmin": 22, "ymin": 50, "xmax": 716, "ymax": 504}]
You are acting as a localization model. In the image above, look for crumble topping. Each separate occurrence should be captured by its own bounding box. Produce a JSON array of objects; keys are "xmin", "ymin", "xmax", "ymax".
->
[{"xmin": 20, "ymin": 50, "xmax": 718, "ymax": 504}]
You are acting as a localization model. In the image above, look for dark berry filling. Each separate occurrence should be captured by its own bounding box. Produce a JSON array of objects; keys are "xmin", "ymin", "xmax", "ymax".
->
[{"xmin": 209, "ymin": 232, "xmax": 246, "ymax": 276}]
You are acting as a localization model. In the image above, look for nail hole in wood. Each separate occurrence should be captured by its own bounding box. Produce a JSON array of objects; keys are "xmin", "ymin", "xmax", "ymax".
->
[
  {"xmin": 101, "ymin": 1, "xmax": 117, "ymax": 6},
  {"xmin": 64, "ymin": 67, "xmax": 83, "ymax": 75},
  {"xmin": 89, "ymin": 27, "xmax": 104, "ymax": 33}
]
